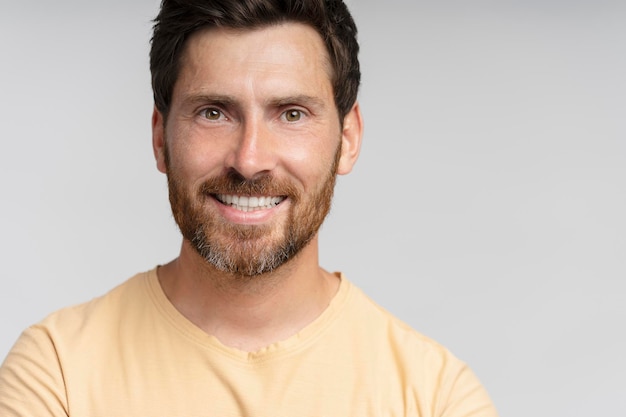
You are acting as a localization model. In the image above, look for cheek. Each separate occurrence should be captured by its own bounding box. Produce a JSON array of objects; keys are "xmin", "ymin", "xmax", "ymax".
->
[
  {"xmin": 281, "ymin": 140, "xmax": 340, "ymax": 190},
  {"xmin": 166, "ymin": 130, "xmax": 227, "ymax": 184},
  {"xmin": 175, "ymin": 151, "xmax": 226, "ymax": 190}
]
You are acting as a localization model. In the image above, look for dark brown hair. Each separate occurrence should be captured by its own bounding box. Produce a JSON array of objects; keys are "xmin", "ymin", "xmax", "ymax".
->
[{"xmin": 150, "ymin": 0, "xmax": 360, "ymax": 121}]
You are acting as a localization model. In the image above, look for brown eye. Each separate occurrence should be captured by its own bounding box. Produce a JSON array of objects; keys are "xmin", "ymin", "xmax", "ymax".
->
[
  {"xmin": 202, "ymin": 108, "xmax": 222, "ymax": 120},
  {"xmin": 284, "ymin": 109, "xmax": 302, "ymax": 122}
]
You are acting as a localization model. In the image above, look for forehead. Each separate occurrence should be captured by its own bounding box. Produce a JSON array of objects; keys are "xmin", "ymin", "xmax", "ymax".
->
[{"xmin": 175, "ymin": 22, "xmax": 334, "ymax": 98}]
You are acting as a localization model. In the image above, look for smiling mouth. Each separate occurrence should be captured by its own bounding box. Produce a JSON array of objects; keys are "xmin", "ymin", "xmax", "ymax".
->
[{"xmin": 214, "ymin": 194, "xmax": 286, "ymax": 212}]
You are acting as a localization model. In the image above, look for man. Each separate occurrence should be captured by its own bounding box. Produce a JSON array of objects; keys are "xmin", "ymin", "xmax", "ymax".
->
[{"xmin": 0, "ymin": 0, "xmax": 498, "ymax": 415}]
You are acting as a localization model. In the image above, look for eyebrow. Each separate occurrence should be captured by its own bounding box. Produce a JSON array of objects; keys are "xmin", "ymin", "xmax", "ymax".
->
[
  {"xmin": 182, "ymin": 94, "xmax": 237, "ymax": 107},
  {"xmin": 182, "ymin": 93, "xmax": 327, "ymax": 110},
  {"xmin": 268, "ymin": 95, "xmax": 327, "ymax": 110}
]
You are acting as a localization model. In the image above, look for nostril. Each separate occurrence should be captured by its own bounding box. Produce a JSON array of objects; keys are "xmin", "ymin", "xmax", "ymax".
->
[{"xmin": 226, "ymin": 168, "xmax": 248, "ymax": 184}]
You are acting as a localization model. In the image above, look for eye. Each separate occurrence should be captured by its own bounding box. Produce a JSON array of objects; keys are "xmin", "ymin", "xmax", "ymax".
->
[
  {"xmin": 201, "ymin": 108, "xmax": 223, "ymax": 121},
  {"xmin": 284, "ymin": 109, "xmax": 303, "ymax": 122}
]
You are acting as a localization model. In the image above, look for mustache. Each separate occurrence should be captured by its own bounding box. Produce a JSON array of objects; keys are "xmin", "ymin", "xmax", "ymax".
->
[{"xmin": 199, "ymin": 170, "xmax": 300, "ymax": 200}]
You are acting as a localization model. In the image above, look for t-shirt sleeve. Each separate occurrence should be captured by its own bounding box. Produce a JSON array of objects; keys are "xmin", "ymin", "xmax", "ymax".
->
[
  {"xmin": 437, "ymin": 361, "xmax": 499, "ymax": 417},
  {"xmin": 0, "ymin": 326, "xmax": 69, "ymax": 417}
]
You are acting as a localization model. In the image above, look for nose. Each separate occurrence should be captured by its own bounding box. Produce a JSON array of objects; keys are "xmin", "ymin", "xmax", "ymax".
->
[{"xmin": 225, "ymin": 116, "xmax": 277, "ymax": 180}]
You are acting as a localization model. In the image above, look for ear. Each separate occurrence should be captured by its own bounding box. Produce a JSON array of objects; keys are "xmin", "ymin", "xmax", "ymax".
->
[
  {"xmin": 337, "ymin": 102, "xmax": 363, "ymax": 175},
  {"xmin": 152, "ymin": 106, "xmax": 167, "ymax": 174}
]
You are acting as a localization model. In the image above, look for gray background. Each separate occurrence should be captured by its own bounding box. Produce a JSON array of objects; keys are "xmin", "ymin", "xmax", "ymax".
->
[{"xmin": 1, "ymin": 0, "xmax": 624, "ymax": 415}]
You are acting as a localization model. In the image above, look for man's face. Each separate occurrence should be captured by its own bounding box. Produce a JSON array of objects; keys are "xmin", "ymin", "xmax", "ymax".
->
[{"xmin": 153, "ymin": 23, "xmax": 360, "ymax": 276}]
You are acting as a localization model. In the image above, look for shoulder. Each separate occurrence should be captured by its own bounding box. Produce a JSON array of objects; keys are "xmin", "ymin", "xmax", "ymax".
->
[
  {"xmin": 0, "ymin": 269, "xmax": 156, "ymax": 415},
  {"xmin": 341, "ymin": 279, "xmax": 498, "ymax": 415},
  {"xmin": 345, "ymin": 280, "xmax": 452, "ymax": 356},
  {"xmin": 43, "ymin": 270, "xmax": 152, "ymax": 330},
  {"xmin": 18, "ymin": 269, "xmax": 155, "ymax": 356}
]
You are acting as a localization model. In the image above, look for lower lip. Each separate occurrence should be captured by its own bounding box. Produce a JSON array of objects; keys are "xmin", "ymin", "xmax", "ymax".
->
[{"xmin": 211, "ymin": 196, "xmax": 287, "ymax": 225}]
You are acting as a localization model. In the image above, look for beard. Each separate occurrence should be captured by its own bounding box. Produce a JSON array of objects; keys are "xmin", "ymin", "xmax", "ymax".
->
[{"xmin": 165, "ymin": 144, "xmax": 340, "ymax": 277}]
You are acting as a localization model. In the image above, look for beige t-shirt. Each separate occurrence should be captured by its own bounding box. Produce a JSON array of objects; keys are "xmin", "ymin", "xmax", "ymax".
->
[{"xmin": 0, "ymin": 269, "xmax": 498, "ymax": 416}]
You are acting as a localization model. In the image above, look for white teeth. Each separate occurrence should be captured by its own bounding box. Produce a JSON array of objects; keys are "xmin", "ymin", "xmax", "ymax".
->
[{"xmin": 216, "ymin": 194, "xmax": 284, "ymax": 211}]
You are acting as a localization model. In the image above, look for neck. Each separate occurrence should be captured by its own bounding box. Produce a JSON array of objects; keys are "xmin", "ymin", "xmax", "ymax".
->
[{"xmin": 157, "ymin": 236, "xmax": 340, "ymax": 352}]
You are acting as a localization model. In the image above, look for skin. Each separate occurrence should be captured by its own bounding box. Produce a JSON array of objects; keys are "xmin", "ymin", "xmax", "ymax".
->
[{"xmin": 151, "ymin": 23, "xmax": 363, "ymax": 352}]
